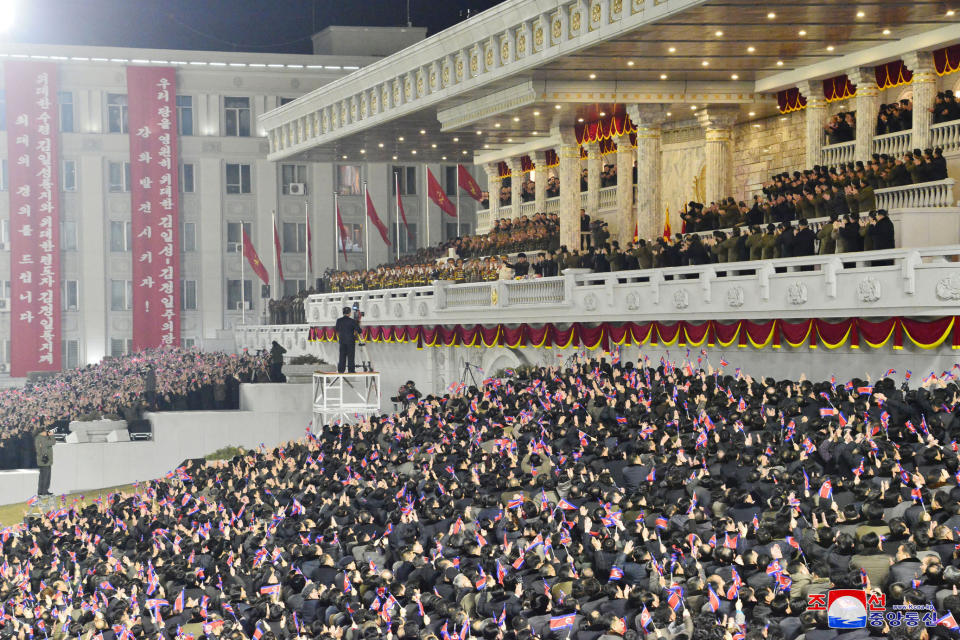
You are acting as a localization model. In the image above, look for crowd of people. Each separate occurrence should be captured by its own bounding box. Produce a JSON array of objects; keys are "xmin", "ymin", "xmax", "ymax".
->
[
  {"xmin": 7, "ymin": 354, "xmax": 960, "ymax": 640},
  {"xmin": 0, "ymin": 348, "xmax": 270, "ymax": 470}
]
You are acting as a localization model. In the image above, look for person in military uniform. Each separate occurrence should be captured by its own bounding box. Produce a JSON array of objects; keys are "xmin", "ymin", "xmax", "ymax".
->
[{"xmin": 34, "ymin": 428, "xmax": 55, "ymax": 496}]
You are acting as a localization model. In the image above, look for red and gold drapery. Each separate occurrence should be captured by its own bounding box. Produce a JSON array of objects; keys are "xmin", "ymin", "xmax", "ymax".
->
[
  {"xmin": 307, "ymin": 317, "xmax": 960, "ymax": 352},
  {"xmin": 575, "ymin": 113, "xmax": 636, "ymax": 145},
  {"xmin": 875, "ymin": 60, "xmax": 913, "ymax": 90},
  {"xmin": 934, "ymin": 45, "xmax": 960, "ymax": 76},
  {"xmin": 777, "ymin": 88, "xmax": 807, "ymax": 114},
  {"xmin": 823, "ymin": 74, "xmax": 857, "ymax": 102}
]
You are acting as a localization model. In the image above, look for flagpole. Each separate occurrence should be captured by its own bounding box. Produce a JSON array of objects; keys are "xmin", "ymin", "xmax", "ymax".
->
[
  {"xmin": 424, "ymin": 166, "xmax": 430, "ymax": 247},
  {"xmin": 304, "ymin": 200, "xmax": 309, "ymax": 291},
  {"xmin": 334, "ymin": 192, "xmax": 340, "ymax": 271},
  {"xmin": 271, "ymin": 210, "xmax": 278, "ymax": 301},
  {"xmin": 363, "ymin": 181, "xmax": 370, "ymax": 270},
  {"xmin": 395, "ymin": 172, "xmax": 401, "ymax": 262},
  {"xmin": 240, "ymin": 234, "xmax": 246, "ymax": 325},
  {"xmin": 456, "ymin": 164, "xmax": 461, "ymax": 239}
]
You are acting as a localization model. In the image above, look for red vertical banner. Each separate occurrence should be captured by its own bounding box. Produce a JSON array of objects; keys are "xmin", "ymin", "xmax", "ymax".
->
[
  {"xmin": 5, "ymin": 62, "xmax": 62, "ymax": 376},
  {"xmin": 127, "ymin": 66, "xmax": 180, "ymax": 350}
]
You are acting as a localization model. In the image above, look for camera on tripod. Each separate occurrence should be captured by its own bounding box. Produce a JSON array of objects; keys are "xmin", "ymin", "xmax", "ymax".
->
[{"xmin": 352, "ymin": 302, "xmax": 365, "ymax": 346}]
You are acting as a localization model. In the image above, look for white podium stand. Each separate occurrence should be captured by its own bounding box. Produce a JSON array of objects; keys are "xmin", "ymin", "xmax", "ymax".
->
[{"xmin": 312, "ymin": 372, "xmax": 381, "ymax": 427}]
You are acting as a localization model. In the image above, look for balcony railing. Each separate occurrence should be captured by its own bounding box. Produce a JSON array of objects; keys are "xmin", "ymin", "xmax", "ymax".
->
[
  {"xmin": 872, "ymin": 129, "xmax": 912, "ymax": 158},
  {"xmin": 580, "ymin": 191, "xmax": 588, "ymax": 208},
  {"xmin": 476, "ymin": 208, "xmax": 491, "ymax": 234},
  {"xmin": 545, "ymin": 196, "xmax": 560, "ymax": 214},
  {"xmin": 931, "ymin": 120, "xmax": 960, "ymax": 153},
  {"xmin": 876, "ymin": 178, "xmax": 956, "ymax": 209},
  {"xmin": 599, "ymin": 185, "xmax": 617, "ymax": 211},
  {"xmin": 519, "ymin": 201, "xmax": 536, "ymax": 216},
  {"xmin": 820, "ymin": 140, "xmax": 855, "ymax": 167}
]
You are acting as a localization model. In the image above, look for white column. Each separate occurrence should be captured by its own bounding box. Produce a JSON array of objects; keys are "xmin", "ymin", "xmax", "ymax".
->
[
  {"xmin": 198, "ymin": 158, "xmax": 224, "ymax": 338},
  {"xmin": 508, "ymin": 157, "xmax": 524, "ymax": 217},
  {"xmin": 798, "ymin": 80, "xmax": 828, "ymax": 168},
  {"xmin": 627, "ymin": 105, "xmax": 667, "ymax": 244},
  {"xmin": 850, "ymin": 67, "xmax": 880, "ymax": 162},
  {"xmin": 533, "ymin": 150, "xmax": 548, "ymax": 213},
  {"xmin": 614, "ymin": 133, "xmax": 634, "ymax": 244},
  {"xmin": 585, "ymin": 141, "xmax": 601, "ymax": 218},
  {"xmin": 556, "ymin": 126, "xmax": 581, "ymax": 251},
  {"xmin": 78, "ymin": 155, "xmax": 106, "ymax": 363},
  {"xmin": 484, "ymin": 162, "xmax": 500, "ymax": 222},
  {"xmin": 904, "ymin": 51, "xmax": 936, "ymax": 152},
  {"xmin": 697, "ymin": 108, "xmax": 738, "ymax": 206}
]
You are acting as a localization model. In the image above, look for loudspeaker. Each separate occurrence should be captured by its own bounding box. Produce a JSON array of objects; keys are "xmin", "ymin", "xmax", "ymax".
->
[{"xmin": 261, "ymin": 284, "xmax": 270, "ymax": 298}]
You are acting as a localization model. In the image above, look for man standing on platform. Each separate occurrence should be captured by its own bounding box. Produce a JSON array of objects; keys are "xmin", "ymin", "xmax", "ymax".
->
[
  {"xmin": 269, "ymin": 340, "xmax": 287, "ymax": 382},
  {"xmin": 34, "ymin": 429, "xmax": 54, "ymax": 496},
  {"xmin": 335, "ymin": 307, "xmax": 360, "ymax": 373}
]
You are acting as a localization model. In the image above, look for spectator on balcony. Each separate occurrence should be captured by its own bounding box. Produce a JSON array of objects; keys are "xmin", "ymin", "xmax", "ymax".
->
[
  {"xmin": 776, "ymin": 221, "xmax": 795, "ymax": 258},
  {"xmin": 760, "ymin": 224, "xmax": 778, "ymax": 259},
  {"xmin": 479, "ymin": 191, "xmax": 489, "ymax": 209},
  {"xmin": 818, "ymin": 216, "xmax": 837, "ymax": 255},
  {"xmin": 591, "ymin": 219, "xmax": 610, "ymax": 249},
  {"xmin": 837, "ymin": 213, "xmax": 862, "ymax": 253},
  {"xmin": 499, "ymin": 184, "xmax": 511, "ymax": 206},
  {"xmin": 871, "ymin": 208, "xmax": 895, "ymax": 251},
  {"xmin": 521, "ymin": 179, "xmax": 535, "ymax": 202},
  {"xmin": 899, "ymin": 98, "xmax": 913, "ymax": 130},
  {"xmin": 546, "ymin": 175, "xmax": 560, "ymax": 198},
  {"xmin": 580, "ymin": 168, "xmax": 589, "ymax": 192},
  {"xmin": 932, "ymin": 90, "xmax": 960, "ymax": 124},
  {"xmin": 932, "ymin": 147, "xmax": 948, "ymax": 180},
  {"xmin": 793, "ymin": 218, "xmax": 817, "ymax": 257},
  {"xmin": 601, "ymin": 163, "xmax": 617, "ymax": 187}
]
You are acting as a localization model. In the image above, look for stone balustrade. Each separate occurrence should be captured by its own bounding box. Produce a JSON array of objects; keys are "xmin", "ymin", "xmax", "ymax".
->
[
  {"xmin": 599, "ymin": 185, "xmax": 618, "ymax": 210},
  {"xmin": 876, "ymin": 178, "xmax": 956, "ymax": 209},
  {"xmin": 872, "ymin": 129, "xmax": 912, "ymax": 158},
  {"xmin": 820, "ymin": 141, "xmax": 856, "ymax": 167},
  {"xmin": 931, "ymin": 120, "xmax": 960, "ymax": 153}
]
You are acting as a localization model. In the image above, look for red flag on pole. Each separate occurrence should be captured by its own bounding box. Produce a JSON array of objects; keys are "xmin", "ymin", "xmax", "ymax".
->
[
  {"xmin": 457, "ymin": 164, "xmax": 483, "ymax": 202},
  {"xmin": 427, "ymin": 168, "xmax": 457, "ymax": 217},
  {"xmin": 272, "ymin": 219, "xmax": 284, "ymax": 282},
  {"xmin": 242, "ymin": 227, "xmax": 270, "ymax": 285},
  {"xmin": 306, "ymin": 217, "xmax": 313, "ymax": 277},
  {"xmin": 365, "ymin": 191, "xmax": 391, "ymax": 246},
  {"xmin": 335, "ymin": 203, "xmax": 350, "ymax": 261},
  {"xmin": 397, "ymin": 185, "xmax": 413, "ymax": 241}
]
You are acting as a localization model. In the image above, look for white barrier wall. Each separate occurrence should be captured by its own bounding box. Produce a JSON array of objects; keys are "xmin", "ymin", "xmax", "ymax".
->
[
  {"xmin": 46, "ymin": 384, "xmax": 312, "ymax": 497},
  {"xmin": 0, "ymin": 470, "xmax": 39, "ymax": 506}
]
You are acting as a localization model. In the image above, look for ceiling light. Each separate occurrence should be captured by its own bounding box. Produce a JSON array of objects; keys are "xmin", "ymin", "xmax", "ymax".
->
[
  {"xmin": 476, "ymin": 130, "xmax": 482, "ymax": 135},
  {"xmin": 531, "ymin": 131, "xmax": 538, "ymax": 135},
  {"xmin": 798, "ymin": 30, "xmax": 807, "ymax": 36},
  {"xmin": 776, "ymin": 60, "xmax": 784, "ymax": 66},
  {"xmin": 342, "ymin": 155, "xmax": 347, "ymax": 159},
  {"xmin": 767, "ymin": 12, "xmax": 776, "ymax": 18},
  {"xmin": 882, "ymin": 28, "xmax": 891, "ymax": 35},
  {"xmin": 420, "ymin": 129, "xmax": 426, "ymax": 134},
  {"xmin": 431, "ymin": 143, "xmax": 437, "ymax": 148},
  {"xmin": 360, "ymin": 149, "xmax": 365, "ymax": 154},
  {"xmin": 507, "ymin": 138, "xmax": 513, "ymax": 142},
  {"xmin": 826, "ymin": 45, "xmax": 835, "ymax": 51},
  {"xmin": 627, "ymin": 60, "xmax": 635, "ymax": 67},
  {"xmin": 577, "ymin": 117, "xmax": 585, "ymax": 122},
  {"xmin": 780, "ymin": 117, "xmax": 787, "ymax": 121},
  {"xmin": 442, "ymin": 156, "xmax": 447, "ymax": 160},
  {"xmin": 513, "ymin": 116, "xmax": 520, "ymax": 122},
  {"xmin": 748, "ymin": 111, "xmax": 756, "ymax": 116},
  {"xmin": 731, "ymin": 74, "xmax": 739, "ymax": 80},
  {"xmin": 411, "ymin": 150, "xmax": 417, "ymax": 154},
  {"xmin": 494, "ymin": 123, "xmax": 501, "ymax": 128},
  {"xmin": 856, "ymin": 10, "xmax": 865, "ymax": 17},
  {"xmin": 392, "ymin": 155, "xmax": 398, "ymax": 160},
  {"xmin": 533, "ymin": 111, "xmax": 540, "ymax": 116},
  {"xmin": 589, "ymin": 73, "xmax": 597, "ymax": 79},
  {"xmin": 948, "ymin": 10, "xmax": 956, "ymax": 16},
  {"xmin": 555, "ymin": 104, "xmax": 562, "ymax": 110},
  {"xmin": 690, "ymin": 105, "xmax": 697, "ymax": 110},
  {"xmin": 462, "ymin": 150, "xmax": 468, "ymax": 155},
  {"xmin": 398, "ymin": 136, "xmax": 404, "ymax": 141},
  {"xmin": 483, "ymin": 144, "xmax": 490, "ymax": 149},
  {"xmin": 747, "ymin": 46, "xmax": 755, "ymax": 53},
  {"xmin": 753, "ymin": 124, "xmax": 761, "ymax": 128},
  {"xmin": 599, "ymin": 111, "xmax": 606, "ymax": 117},
  {"xmin": 701, "ymin": 60, "xmax": 709, "ymax": 66},
  {"xmin": 378, "ymin": 143, "xmax": 384, "ymax": 148},
  {"xmin": 668, "ymin": 47, "xmax": 676, "ymax": 53},
  {"xmin": 666, "ymin": 112, "xmax": 671, "ymax": 116},
  {"xmin": 660, "ymin": 73, "xmax": 668, "ymax": 79},
  {"xmin": 715, "ymin": 30, "xmax": 724, "ymax": 37},
  {"xmin": 452, "ymin": 137, "xmax": 459, "ymax": 142}
]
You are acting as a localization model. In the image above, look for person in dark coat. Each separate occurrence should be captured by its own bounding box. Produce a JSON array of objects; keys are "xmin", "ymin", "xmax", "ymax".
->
[{"xmin": 269, "ymin": 340, "xmax": 287, "ymax": 382}]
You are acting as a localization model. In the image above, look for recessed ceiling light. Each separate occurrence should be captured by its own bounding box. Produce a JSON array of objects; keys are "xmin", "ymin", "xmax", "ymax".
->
[
  {"xmin": 578, "ymin": 118, "xmax": 585, "ymax": 123},
  {"xmin": 731, "ymin": 74, "xmax": 739, "ymax": 80},
  {"xmin": 715, "ymin": 30, "xmax": 723, "ymax": 37},
  {"xmin": 666, "ymin": 112, "xmax": 672, "ymax": 116},
  {"xmin": 627, "ymin": 60, "xmax": 635, "ymax": 66},
  {"xmin": 826, "ymin": 45, "xmax": 835, "ymax": 51},
  {"xmin": 360, "ymin": 149, "xmax": 365, "ymax": 154},
  {"xmin": 494, "ymin": 123, "xmax": 501, "ymax": 128},
  {"xmin": 767, "ymin": 12, "xmax": 776, "ymax": 18},
  {"xmin": 378, "ymin": 143, "xmax": 384, "ymax": 148},
  {"xmin": 798, "ymin": 30, "xmax": 807, "ymax": 36},
  {"xmin": 747, "ymin": 46, "xmax": 756, "ymax": 53},
  {"xmin": 342, "ymin": 155, "xmax": 347, "ymax": 159},
  {"xmin": 599, "ymin": 111, "xmax": 606, "ymax": 117},
  {"xmin": 668, "ymin": 46, "xmax": 676, "ymax": 53},
  {"xmin": 690, "ymin": 105, "xmax": 697, "ymax": 110},
  {"xmin": 748, "ymin": 111, "xmax": 756, "ymax": 116},
  {"xmin": 476, "ymin": 130, "xmax": 482, "ymax": 135},
  {"xmin": 411, "ymin": 150, "xmax": 417, "ymax": 154},
  {"xmin": 589, "ymin": 73, "xmax": 597, "ymax": 79},
  {"xmin": 533, "ymin": 110, "xmax": 540, "ymax": 116},
  {"xmin": 660, "ymin": 73, "xmax": 668, "ymax": 79},
  {"xmin": 441, "ymin": 156, "xmax": 447, "ymax": 160},
  {"xmin": 780, "ymin": 117, "xmax": 787, "ymax": 121},
  {"xmin": 507, "ymin": 138, "xmax": 513, "ymax": 142},
  {"xmin": 776, "ymin": 60, "xmax": 784, "ymax": 66},
  {"xmin": 531, "ymin": 131, "xmax": 538, "ymax": 135},
  {"xmin": 948, "ymin": 9, "xmax": 956, "ymax": 16},
  {"xmin": 753, "ymin": 124, "xmax": 761, "ymax": 128},
  {"xmin": 453, "ymin": 137, "xmax": 459, "ymax": 142},
  {"xmin": 701, "ymin": 60, "xmax": 709, "ymax": 66},
  {"xmin": 483, "ymin": 144, "xmax": 490, "ymax": 149},
  {"xmin": 882, "ymin": 28, "xmax": 891, "ymax": 35},
  {"xmin": 856, "ymin": 10, "xmax": 865, "ymax": 17},
  {"xmin": 398, "ymin": 136, "xmax": 404, "ymax": 141},
  {"xmin": 392, "ymin": 155, "xmax": 398, "ymax": 160},
  {"xmin": 555, "ymin": 105, "xmax": 562, "ymax": 110},
  {"xmin": 431, "ymin": 143, "xmax": 437, "ymax": 148},
  {"xmin": 420, "ymin": 129, "xmax": 426, "ymax": 134},
  {"xmin": 462, "ymin": 150, "xmax": 468, "ymax": 155},
  {"xmin": 513, "ymin": 116, "xmax": 520, "ymax": 122}
]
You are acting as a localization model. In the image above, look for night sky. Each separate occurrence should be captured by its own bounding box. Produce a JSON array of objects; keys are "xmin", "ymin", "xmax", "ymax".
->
[{"xmin": 6, "ymin": 0, "xmax": 503, "ymax": 53}]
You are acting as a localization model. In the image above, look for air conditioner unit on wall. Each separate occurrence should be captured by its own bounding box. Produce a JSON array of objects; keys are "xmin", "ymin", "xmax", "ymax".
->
[
  {"xmin": 227, "ymin": 242, "xmax": 239, "ymax": 253},
  {"xmin": 288, "ymin": 183, "xmax": 306, "ymax": 196},
  {"xmin": 0, "ymin": 364, "xmax": 8, "ymax": 373},
  {"xmin": 0, "ymin": 299, "xmax": 7, "ymax": 310}
]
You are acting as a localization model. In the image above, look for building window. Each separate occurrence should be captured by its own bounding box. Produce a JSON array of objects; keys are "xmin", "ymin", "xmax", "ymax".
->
[
  {"xmin": 108, "ymin": 161, "xmax": 131, "ymax": 192},
  {"xmin": 58, "ymin": 91, "xmax": 73, "ymax": 133},
  {"xmin": 444, "ymin": 165, "xmax": 457, "ymax": 196},
  {"xmin": 392, "ymin": 223, "xmax": 418, "ymax": 255},
  {"xmin": 0, "ymin": 91, "xmax": 5, "ymax": 132},
  {"xmin": 391, "ymin": 166, "xmax": 417, "ymax": 195},
  {"xmin": 110, "ymin": 280, "xmax": 132, "ymax": 311},
  {"xmin": 0, "ymin": 281, "xmax": 8, "ymax": 301},
  {"xmin": 282, "ymin": 222, "xmax": 306, "ymax": 253},
  {"xmin": 337, "ymin": 165, "xmax": 362, "ymax": 195},
  {"xmin": 110, "ymin": 338, "xmax": 134, "ymax": 357},
  {"xmin": 107, "ymin": 93, "xmax": 128, "ymax": 133},
  {"xmin": 181, "ymin": 337, "xmax": 197, "ymax": 349},
  {"xmin": 226, "ymin": 279, "xmax": 253, "ymax": 310},
  {"xmin": 176, "ymin": 95, "xmax": 193, "ymax": 136},
  {"xmin": 225, "ymin": 163, "xmax": 251, "ymax": 194},
  {"xmin": 283, "ymin": 279, "xmax": 307, "ymax": 297},
  {"xmin": 281, "ymin": 164, "xmax": 307, "ymax": 195},
  {"xmin": 62, "ymin": 160, "xmax": 77, "ymax": 191},
  {"xmin": 226, "ymin": 221, "xmax": 251, "ymax": 253},
  {"xmin": 109, "ymin": 221, "xmax": 132, "ymax": 252},
  {"xmin": 445, "ymin": 222, "xmax": 469, "ymax": 240},
  {"xmin": 0, "ymin": 340, "xmax": 8, "ymax": 364},
  {"xmin": 64, "ymin": 280, "xmax": 79, "ymax": 311},
  {"xmin": 181, "ymin": 279, "xmax": 197, "ymax": 310},
  {"xmin": 224, "ymin": 97, "xmax": 250, "ymax": 137},
  {"xmin": 61, "ymin": 220, "xmax": 78, "ymax": 251},
  {"xmin": 181, "ymin": 222, "xmax": 196, "ymax": 252},
  {"xmin": 342, "ymin": 222, "xmax": 363, "ymax": 253},
  {"xmin": 279, "ymin": 97, "xmax": 296, "ymax": 106},
  {"xmin": 0, "ymin": 219, "xmax": 8, "ymax": 247},
  {"xmin": 180, "ymin": 163, "xmax": 195, "ymax": 193},
  {"xmin": 62, "ymin": 340, "xmax": 80, "ymax": 370},
  {"xmin": 0, "ymin": 159, "xmax": 7, "ymax": 191}
]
